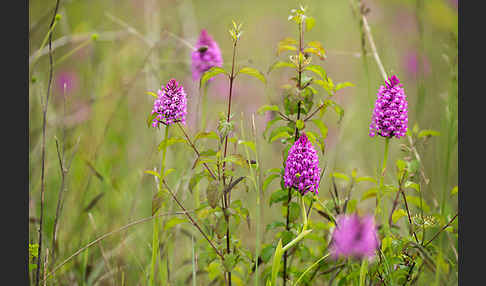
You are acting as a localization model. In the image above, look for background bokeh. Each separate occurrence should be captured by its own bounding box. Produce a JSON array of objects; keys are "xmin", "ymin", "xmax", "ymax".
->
[{"xmin": 29, "ymin": 0, "xmax": 458, "ymax": 284}]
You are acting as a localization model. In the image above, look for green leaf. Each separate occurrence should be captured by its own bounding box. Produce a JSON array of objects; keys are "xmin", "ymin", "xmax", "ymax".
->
[
  {"xmin": 356, "ymin": 176, "xmax": 376, "ymax": 183},
  {"xmin": 146, "ymin": 91, "xmax": 158, "ymax": 98},
  {"xmin": 281, "ymin": 229, "xmax": 312, "ymax": 252},
  {"xmin": 312, "ymin": 119, "xmax": 328, "ymax": 139},
  {"xmin": 189, "ymin": 171, "xmax": 206, "ymax": 193},
  {"xmin": 238, "ymin": 139, "xmax": 256, "ymax": 152},
  {"xmin": 263, "ymin": 117, "xmax": 282, "ymax": 139},
  {"xmin": 266, "ymin": 221, "xmax": 285, "ymax": 232},
  {"xmin": 225, "ymin": 154, "xmax": 249, "ymax": 168},
  {"xmin": 332, "ymin": 172, "xmax": 349, "ymax": 181},
  {"xmin": 257, "ymin": 105, "xmax": 280, "ymax": 115},
  {"xmin": 161, "ymin": 168, "xmax": 175, "ymax": 180},
  {"xmin": 305, "ymin": 16, "xmax": 315, "ymax": 31},
  {"xmin": 392, "ymin": 209, "xmax": 407, "ymax": 224},
  {"xmin": 359, "ymin": 259, "xmax": 368, "ymax": 286},
  {"xmin": 450, "ymin": 185, "xmax": 458, "ymax": 196},
  {"xmin": 238, "ymin": 67, "xmax": 266, "ymax": 84},
  {"xmin": 381, "ymin": 236, "xmax": 393, "ymax": 251},
  {"xmin": 361, "ymin": 188, "xmax": 378, "ymax": 201},
  {"xmin": 270, "ymin": 131, "xmax": 291, "ymax": 143},
  {"xmin": 223, "ymin": 253, "xmax": 239, "ymax": 272},
  {"xmin": 152, "ymin": 190, "xmax": 166, "ymax": 215},
  {"xmin": 417, "ymin": 129, "xmax": 440, "ymax": 138},
  {"xmin": 200, "ymin": 66, "xmax": 228, "ymax": 89},
  {"xmin": 206, "ymin": 181, "xmax": 221, "ymax": 209},
  {"xmin": 268, "ymin": 61, "xmax": 297, "ymax": 73},
  {"xmin": 277, "ymin": 44, "xmax": 298, "ymax": 55},
  {"xmin": 406, "ymin": 196, "xmax": 430, "ymax": 213},
  {"xmin": 296, "ymin": 119, "xmax": 305, "ymax": 130},
  {"xmin": 144, "ymin": 170, "xmax": 161, "ymax": 178},
  {"xmin": 158, "ymin": 137, "xmax": 186, "ymax": 152},
  {"xmin": 164, "ymin": 217, "xmax": 186, "ymax": 231},
  {"xmin": 304, "ymin": 65, "xmax": 326, "ymax": 79},
  {"xmin": 270, "ymin": 239, "xmax": 284, "ymax": 286},
  {"xmin": 194, "ymin": 131, "xmax": 219, "ymax": 143},
  {"xmin": 404, "ymin": 181, "xmax": 420, "ymax": 192},
  {"xmin": 304, "ymin": 41, "xmax": 326, "ymax": 60},
  {"xmin": 263, "ymin": 174, "xmax": 281, "ymax": 192},
  {"xmin": 29, "ymin": 263, "xmax": 37, "ymax": 272},
  {"xmin": 207, "ymin": 260, "xmax": 224, "ymax": 281},
  {"xmin": 335, "ymin": 82, "xmax": 354, "ymax": 91},
  {"xmin": 329, "ymin": 100, "xmax": 344, "ymax": 122},
  {"xmin": 288, "ymin": 202, "xmax": 301, "ymax": 223},
  {"xmin": 261, "ymin": 245, "xmax": 276, "ymax": 263},
  {"xmin": 396, "ymin": 159, "xmax": 407, "ymax": 172},
  {"xmin": 265, "ymin": 168, "xmax": 282, "ymax": 176},
  {"xmin": 269, "ymin": 189, "xmax": 288, "ymax": 206},
  {"xmin": 147, "ymin": 112, "xmax": 157, "ymax": 128}
]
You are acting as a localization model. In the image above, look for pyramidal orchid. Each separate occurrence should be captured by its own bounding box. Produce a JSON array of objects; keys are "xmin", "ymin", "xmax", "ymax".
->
[
  {"xmin": 369, "ymin": 75, "xmax": 408, "ymax": 139},
  {"xmin": 284, "ymin": 132, "xmax": 321, "ymax": 195},
  {"xmin": 151, "ymin": 79, "xmax": 187, "ymax": 127},
  {"xmin": 191, "ymin": 29, "xmax": 223, "ymax": 81},
  {"xmin": 329, "ymin": 214, "xmax": 379, "ymax": 260}
]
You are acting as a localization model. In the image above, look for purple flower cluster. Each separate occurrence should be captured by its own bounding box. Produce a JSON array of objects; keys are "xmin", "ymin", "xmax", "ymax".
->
[
  {"xmin": 151, "ymin": 79, "xmax": 187, "ymax": 127},
  {"xmin": 369, "ymin": 75, "xmax": 408, "ymax": 138},
  {"xmin": 191, "ymin": 29, "xmax": 223, "ymax": 81},
  {"xmin": 284, "ymin": 132, "xmax": 321, "ymax": 195},
  {"xmin": 330, "ymin": 214, "xmax": 379, "ymax": 260}
]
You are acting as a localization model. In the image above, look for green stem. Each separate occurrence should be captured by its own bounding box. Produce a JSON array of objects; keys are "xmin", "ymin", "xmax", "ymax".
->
[
  {"xmin": 53, "ymin": 37, "xmax": 94, "ymax": 68},
  {"xmin": 201, "ymin": 84, "xmax": 209, "ymax": 131},
  {"xmin": 292, "ymin": 253, "xmax": 330, "ymax": 286},
  {"xmin": 376, "ymin": 138, "xmax": 390, "ymax": 233},
  {"xmin": 150, "ymin": 126, "xmax": 169, "ymax": 286},
  {"xmin": 359, "ymin": 259, "xmax": 368, "ymax": 286}
]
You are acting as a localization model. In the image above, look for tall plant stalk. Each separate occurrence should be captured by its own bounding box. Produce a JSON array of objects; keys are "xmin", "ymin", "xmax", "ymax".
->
[
  {"xmin": 376, "ymin": 138, "xmax": 390, "ymax": 235},
  {"xmin": 35, "ymin": 2, "xmax": 60, "ymax": 285},
  {"xmin": 220, "ymin": 33, "xmax": 238, "ymax": 286},
  {"xmin": 150, "ymin": 126, "xmax": 169, "ymax": 286},
  {"xmin": 283, "ymin": 18, "xmax": 304, "ymax": 286}
]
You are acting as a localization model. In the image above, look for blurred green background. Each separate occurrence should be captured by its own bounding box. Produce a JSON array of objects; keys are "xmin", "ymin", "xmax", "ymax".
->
[{"xmin": 29, "ymin": 0, "xmax": 457, "ymax": 284}]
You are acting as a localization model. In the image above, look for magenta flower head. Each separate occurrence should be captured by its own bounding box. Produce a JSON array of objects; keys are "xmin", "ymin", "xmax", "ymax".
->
[
  {"xmin": 284, "ymin": 132, "xmax": 321, "ymax": 195},
  {"xmin": 369, "ymin": 75, "xmax": 408, "ymax": 138},
  {"xmin": 329, "ymin": 214, "xmax": 379, "ymax": 260},
  {"xmin": 191, "ymin": 29, "xmax": 223, "ymax": 81},
  {"xmin": 151, "ymin": 79, "xmax": 187, "ymax": 127}
]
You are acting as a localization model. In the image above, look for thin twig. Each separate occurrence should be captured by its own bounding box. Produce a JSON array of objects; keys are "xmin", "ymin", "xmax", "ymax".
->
[
  {"xmin": 400, "ymin": 189, "xmax": 419, "ymax": 243},
  {"xmin": 105, "ymin": 12, "xmax": 152, "ymax": 46},
  {"xmin": 165, "ymin": 30, "xmax": 196, "ymax": 51},
  {"xmin": 36, "ymin": 1, "xmax": 60, "ymax": 285},
  {"xmin": 360, "ymin": 9, "xmax": 388, "ymax": 81},
  {"xmin": 423, "ymin": 213, "xmax": 457, "ymax": 247},
  {"xmin": 162, "ymin": 180, "xmax": 225, "ymax": 260},
  {"xmin": 88, "ymin": 213, "xmax": 116, "ymax": 285},
  {"xmin": 29, "ymin": 30, "xmax": 128, "ymax": 65},
  {"xmin": 176, "ymin": 122, "xmax": 217, "ymax": 180},
  {"xmin": 407, "ymin": 135, "xmax": 430, "ymax": 185},
  {"xmin": 43, "ymin": 248, "xmax": 49, "ymax": 286}
]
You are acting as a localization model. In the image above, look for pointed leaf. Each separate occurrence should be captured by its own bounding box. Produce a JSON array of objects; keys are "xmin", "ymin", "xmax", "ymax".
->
[
  {"xmin": 200, "ymin": 66, "xmax": 228, "ymax": 89},
  {"xmin": 238, "ymin": 67, "xmax": 266, "ymax": 84},
  {"xmin": 304, "ymin": 65, "xmax": 326, "ymax": 79},
  {"xmin": 268, "ymin": 61, "xmax": 297, "ymax": 74}
]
